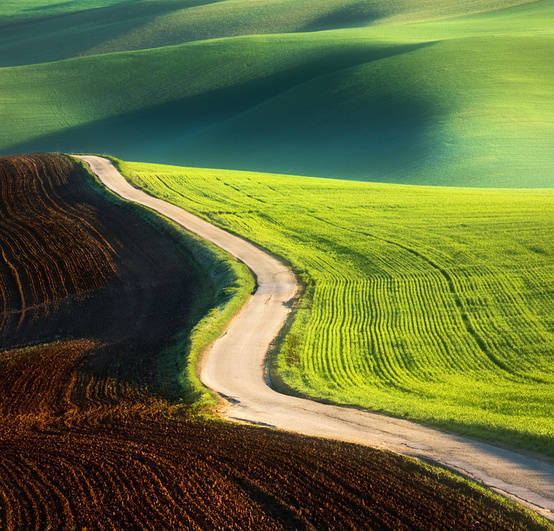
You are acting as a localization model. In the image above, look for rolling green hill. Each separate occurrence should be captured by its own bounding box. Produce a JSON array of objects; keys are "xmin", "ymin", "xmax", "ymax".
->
[
  {"xmin": 0, "ymin": 0, "xmax": 536, "ymax": 65},
  {"xmin": 119, "ymin": 159, "xmax": 554, "ymax": 455},
  {"xmin": 1, "ymin": 0, "xmax": 553, "ymax": 186}
]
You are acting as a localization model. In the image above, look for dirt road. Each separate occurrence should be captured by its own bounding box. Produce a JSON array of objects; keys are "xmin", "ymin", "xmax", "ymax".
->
[{"xmin": 78, "ymin": 155, "xmax": 554, "ymax": 521}]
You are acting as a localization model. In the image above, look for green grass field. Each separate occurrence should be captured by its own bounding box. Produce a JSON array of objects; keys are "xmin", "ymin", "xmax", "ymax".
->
[
  {"xmin": 1, "ymin": 0, "xmax": 553, "ymax": 186},
  {"xmin": 117, "ymin": 159, "xmax": 554, "ymax": 455},
  {"xmin": 1, "ymin": 0, "xmax": 535, "ymax": 60}
]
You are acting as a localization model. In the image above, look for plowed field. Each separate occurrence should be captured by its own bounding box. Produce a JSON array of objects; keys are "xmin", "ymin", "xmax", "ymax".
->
[{"xmin": 0, "ymin": 154, "xmax": 544, "ymax": 529}]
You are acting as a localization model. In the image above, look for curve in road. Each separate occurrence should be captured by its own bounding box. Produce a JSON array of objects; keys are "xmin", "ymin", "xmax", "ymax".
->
[{"xmin": 78, "ymin": 155, "xmax": 554, "ymax": 522}]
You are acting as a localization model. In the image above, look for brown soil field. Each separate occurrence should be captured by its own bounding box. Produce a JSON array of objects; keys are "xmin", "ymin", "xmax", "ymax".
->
[{"xmin": 0, "ymin": 153, "xmax": 546, "ymax": 529}]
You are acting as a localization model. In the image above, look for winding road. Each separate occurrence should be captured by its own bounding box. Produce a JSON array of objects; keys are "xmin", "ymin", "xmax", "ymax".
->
[{"xmin": 78, "ymin": 155, "xmax": 554, "ymax": 522}]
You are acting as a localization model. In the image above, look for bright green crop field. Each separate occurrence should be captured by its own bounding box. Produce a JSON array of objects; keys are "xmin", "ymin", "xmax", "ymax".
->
[
  {"xmin": 118, "ymin": 159, "xmax": 554, "ymax": 455},
  {"xmin": 1, "ymin": 0, "xmax": 553, "ymax": 187}
]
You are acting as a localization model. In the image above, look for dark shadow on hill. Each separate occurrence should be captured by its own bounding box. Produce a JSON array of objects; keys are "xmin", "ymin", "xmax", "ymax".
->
[
  {"xmin": 300, "ymin": 1, "xmax": 384, "ymax": 32},
  {"xmin": 0, "ymin": 0, "xmax": 228, "ymax": 66},
  {"xmin": 1, "ymin": 41, "xmax": 435, "ymax": 184},
  {"xmin": 176, "ymin": 89, "xmax": 437, "ymax": 182},
  {"xmin": 23, "ymin": 1, "xmax": 76, "ymax": 13}
]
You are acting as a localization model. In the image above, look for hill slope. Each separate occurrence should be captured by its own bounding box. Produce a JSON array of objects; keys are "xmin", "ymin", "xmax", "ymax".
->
[
  {"xmin": 0, "ymin": 0, "xmax": 536, "ymax": 65},
  {"xmin": 120, "ymin": 159, "xmax": 554, "ymax": 454},
  {"xmin": 2, "ymin": 153, "xmax": 544, "ymax": 528},
  {"xmin": 0, "ymin": 0, "xmax": 552, "ymax": 186}
]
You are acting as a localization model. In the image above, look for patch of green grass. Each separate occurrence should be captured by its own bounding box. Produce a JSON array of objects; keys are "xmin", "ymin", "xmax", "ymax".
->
[
  {"xmin": 161, "ymin": 222, "xmax": 255, "ymax": 413},
  {"xmin": 1, "ymin": 1, "xmax": 552, "ymax": 187},
  {"xmin": 175, "ymin": 34, "xmax": 554, "ymax": 187},
  {"xmin": 119, "ymin": 159, "xmax": 554, "ymax": 455},
  {"xmin": 0, "ymin": 0, "xmax": 133, "ymax": 22},
  {"xmin": 0, "ymin": 0, "xmax": 536, "ymax": 64},
  {"xmin": 0, "ymin": 34, "xmax": 413, "ymax": 149}
]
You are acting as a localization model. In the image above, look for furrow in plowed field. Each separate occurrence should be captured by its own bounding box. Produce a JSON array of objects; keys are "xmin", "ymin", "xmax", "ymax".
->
[{"xmin": 0, "ymin": 154, "xmax": 545, "ymax": 528}]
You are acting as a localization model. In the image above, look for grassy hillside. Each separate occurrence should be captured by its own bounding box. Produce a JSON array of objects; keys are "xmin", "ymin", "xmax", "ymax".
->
[
  {"xmin": 1, "ymin": 0, "xmax": 535, "ymax": 65},
  {"xmin": 0, "ymin": 0, "xmax": 129, "ymax": 22},
  {"xmin": 0, "ymin": 0, "xmax": 552, "ymax": 187},
  {"xmin": 120, "ymin": 160, "xmax": 554, "ymax": 455},
  {"xmin": 179, "ymin": 34, "xmax": 554, "ymax": 187}
]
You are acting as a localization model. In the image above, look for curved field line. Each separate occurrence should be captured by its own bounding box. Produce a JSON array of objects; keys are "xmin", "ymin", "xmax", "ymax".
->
[{"xmin": 77, "ymin": 155, "xmax": 554, "ymax": 522}]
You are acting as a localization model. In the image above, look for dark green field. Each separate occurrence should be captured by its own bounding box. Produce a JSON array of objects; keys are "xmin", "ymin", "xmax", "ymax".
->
[{"xmin": 1, "ymin": 0, "xmax": 553, "ymax": 186}]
